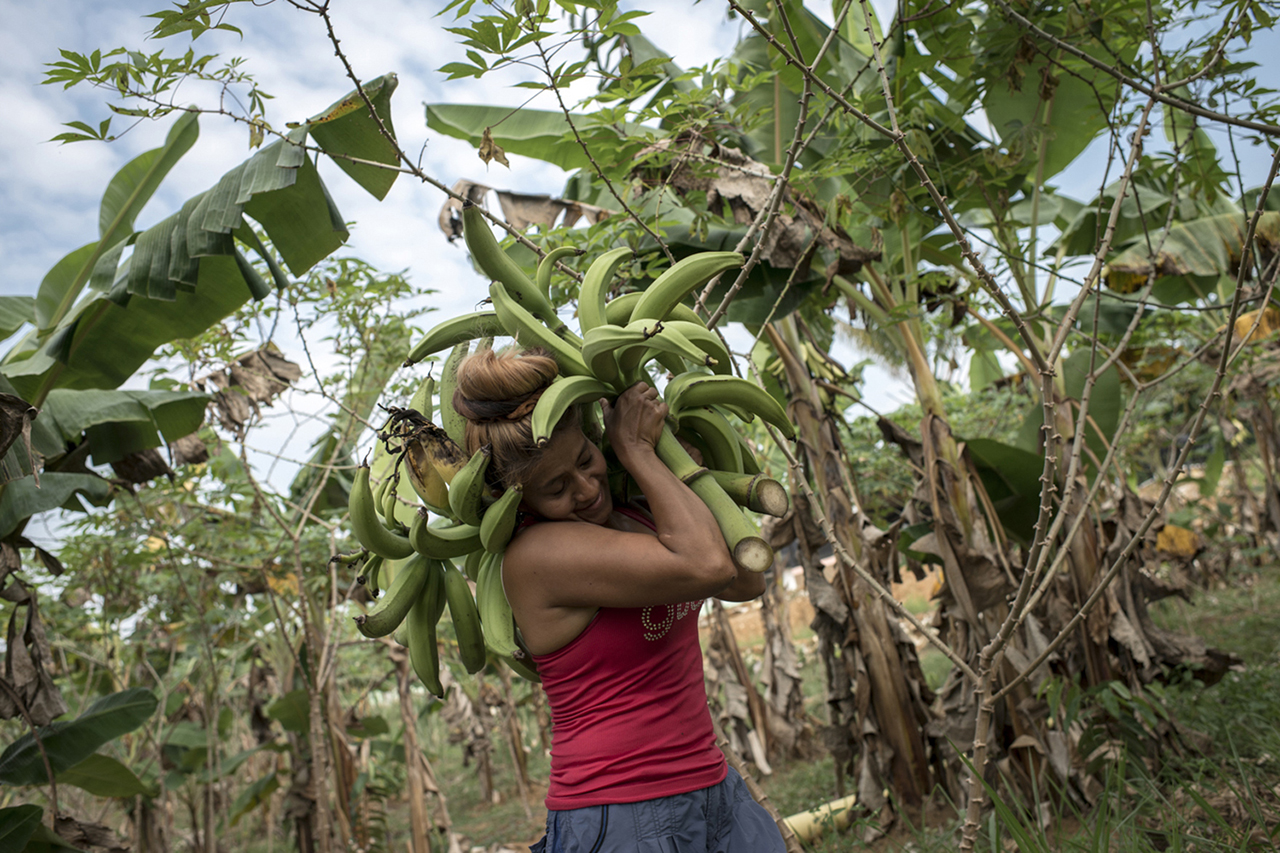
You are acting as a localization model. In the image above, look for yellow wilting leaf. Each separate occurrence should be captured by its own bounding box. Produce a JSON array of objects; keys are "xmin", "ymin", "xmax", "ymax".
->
[
  {"xmin": 1156, "ymin": 524, "xmax": 1202, "ymax": 559},
  {"xmin": 267, "ymin": 573, "xmax": 300, "ymax": 597},
  {"xmin": 248, "ymin": 118, "xmax": 266, "ymax": 150},
  {"xmin": 144, "ymin": 536, "xmax": 166, "ymax": 552},
  {"xmin": 478, "ymin": 127, "xmax": 509, "ymax": 168},
  {"xmin": 1231, "ymin": 307, "xmax": 1280, "ymax": 344}
]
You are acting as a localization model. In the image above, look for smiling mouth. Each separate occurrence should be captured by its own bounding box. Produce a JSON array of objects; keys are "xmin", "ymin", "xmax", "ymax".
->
[{"xmin": 579, "ymin": 491, "xmax": 604, "ymax": 516}]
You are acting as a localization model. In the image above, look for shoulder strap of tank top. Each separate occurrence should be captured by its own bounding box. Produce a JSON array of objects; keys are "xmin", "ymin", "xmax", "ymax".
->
[{"xmin": 615, "ymin": 504, "xmax": 657, "ymax": 531}]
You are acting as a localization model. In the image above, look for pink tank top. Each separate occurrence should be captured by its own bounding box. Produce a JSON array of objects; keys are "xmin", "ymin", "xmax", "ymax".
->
[{"xmin": 523, "ymin": 507, "xmax": 727, "ymax": 809}]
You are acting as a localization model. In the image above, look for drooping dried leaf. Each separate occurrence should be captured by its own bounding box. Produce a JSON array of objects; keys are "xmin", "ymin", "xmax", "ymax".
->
[
  {"xmin": 0, "ymin": 393, "xmax": 40, "ymax": 486},
  {"xmin": 436, "ymin": 178, "xmax": 611, "ymax": 244},
  {"xmin": 0, "ymin": 588, "xmax": 68, "ymax": 725},
  {"xmin": 0, "ymin": 542, "xmax": 20, "ymax": 589},
  {"xmin": 478, "ymin": 127, "xmax": 510, "ymax": 168},
  {"xmin": 199, "ymin": 345, "xmax": 302, "ymax": 436},
  {"xmin": 631, "ymin": 131, "xmax": 879, "ymax": 279},
  {"xmin": 438, "ymin": 179, "xmax": 493, "ymax": 242},
  {"xmin": 111, "ymin": 447, "xmax": 171, "ymax": 485},
  {"xmin": 170, "ymin": 433, "xmax": 209, "ymax": 467}
]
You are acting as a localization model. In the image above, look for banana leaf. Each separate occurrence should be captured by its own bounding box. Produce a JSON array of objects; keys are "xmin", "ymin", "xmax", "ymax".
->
[
  {"xmin": 0, "ymin": 297, "xmax": 34, "ymax": 343},
  {"xmin": 33, "ymin": 113, "xmax": 200, "ymax": 332},
  {"xmin": 0, "ymin": 805, "xmax": 44, "ymax": 852},
  {"xmin": 306, "ymin": 73, "xmax": 401, "ymax": 201},
  {"xmin": 982, "ymin": 27, "xmax": 1137, "ymax": 180},
  {"xmin": 0, "ymin": 688, "xmax": 157, "ymax": 786},
  {"xmin": 57, "ymin": 753, "xmax": 152, "ymax": 799},
  {"xmin": 426, "ymin": 103, "xmax": 650, "ymax": 173},
  {"xmin": 1105, "ymin": 210, "xmax": 1280, "ymax": 300},
  {"xmin": 965, "ymin": 437, "xmax": 1044, "ymax": 541}
]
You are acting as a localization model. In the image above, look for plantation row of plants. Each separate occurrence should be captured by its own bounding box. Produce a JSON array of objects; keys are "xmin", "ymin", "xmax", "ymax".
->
[{"xmin": 1, "ymin": 0, "xmax": 1279, "ymax": 850}]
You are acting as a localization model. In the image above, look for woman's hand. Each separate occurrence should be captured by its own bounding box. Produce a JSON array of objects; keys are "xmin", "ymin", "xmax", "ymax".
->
[{"xmin": 602, "ymin": 382, "xmax": 667, "ymax": 461}]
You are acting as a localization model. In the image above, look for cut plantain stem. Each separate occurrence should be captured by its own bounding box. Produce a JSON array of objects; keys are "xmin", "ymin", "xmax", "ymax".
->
[
  {"xmin": 655, "ymin": 427, "xmax": 773, "ymax": 572},
  {"xmin": 707, "ymin": 470, "xmax": 789, "ymax": 518}
]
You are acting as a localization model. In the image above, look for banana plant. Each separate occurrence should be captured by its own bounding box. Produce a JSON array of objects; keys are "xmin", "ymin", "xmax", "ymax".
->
[{"xmin": 0, "ymin": 75, "xmax": 400, "ymax": 548}]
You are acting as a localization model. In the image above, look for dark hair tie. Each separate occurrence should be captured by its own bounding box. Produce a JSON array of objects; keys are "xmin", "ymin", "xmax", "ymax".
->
[{"xmin": 453, "ymin": 386, "xmax": 547, "ymax": 424}]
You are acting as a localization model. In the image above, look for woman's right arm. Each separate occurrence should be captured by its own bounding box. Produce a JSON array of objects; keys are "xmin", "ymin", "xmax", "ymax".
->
[{"xmin": 505, "ymin": 384, "xmax": 737, "ymax": 610}]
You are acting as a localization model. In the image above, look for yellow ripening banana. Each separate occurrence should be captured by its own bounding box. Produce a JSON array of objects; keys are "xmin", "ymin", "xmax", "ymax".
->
[
  {"xmin": 604, "ymin": 290, "xmax": 707, "ymax": 328},
  {"xmin": 356, "ymin": 552, "xmax": 428, "ymax": 638},
  {"xmin": 529, "ymin": 376, "xmax": 611, "ymax": 448},
  {"xmin": 536, "ymin": 245, "xmax": 582, "ymax": 300},
  {"xmin": 413, "ymin": 422, "xmax": 468, "ymax": 485},
  {"xmin": 578, "ymin": 246, "xmax": 634, "ymax": 334},
  {"xmin": 480, "ymin": 485, "xmax": 522, "ymax": 554},
  {"xmin": 676, "ymin": 407, "xmax": 745, "ymax": 474},
  {"xmin": 627, "ymin": 252, "xmax": 744, "ymax": 326},
  {"xmin": 490, "ymin": 281, "xmax": 592, "ymax": 377},
  {"xmin": 440, "ymin": 341, "xmax": 470, "ymax": 449},
  {"xmin": 350, "ymin": 465, "xmax": 415, "ymax": 560},
  {"xmin": 660, "ymin": 321, "xmax": 733, "ymax": 375},
  {"xmin": 443, "ymin": 559, "xmax": 486, "ymax": 673},
  {"xmin": 448, "ymin": 445, "xmax": 492, "ymax": 527},
  {"xmin": 405, "ymin": 559, "xmax": 445, "ymax": 696},
  {"xmin": 404, "ymin": 310, "xmax": 503, "ymax": 366},
  {"xmin": 404, "ymin": 440, "xmax": 451, "ymax": 514},
  {"xmin": 476, "ymin": 551, "xmax": 519, "ymax": 657},
  {"xmin": 462, "ymin": 203, "xmax": 580, "ymax": 343},
  {"xmin": 409, "ymin": 373, "xmax": 436, "ymax": 420},
  {"xmin": 357, "ymin": 552, "xmax": 384, "ymax": 599},
  {"xmin": 707, "ymin": 470, "xmax": 789, "ymax": 517},
  {"xmin": 410, "ymin": 510, "xmax": 483, "ymax": 559},
  {"xmin": 664, "ymin": 373, "xmax": 795, "ymax": 439}
]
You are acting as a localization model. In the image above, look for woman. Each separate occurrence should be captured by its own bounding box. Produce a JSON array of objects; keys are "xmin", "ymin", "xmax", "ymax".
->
[{"xmin": 453, "ymin": 346, "xmax": 787, "ymax": 853}]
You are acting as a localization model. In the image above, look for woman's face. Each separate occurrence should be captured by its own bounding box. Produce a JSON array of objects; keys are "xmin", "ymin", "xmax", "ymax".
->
[{"xmin": 519, "ymin": 427, "xmax": 612, "ymax": 525}]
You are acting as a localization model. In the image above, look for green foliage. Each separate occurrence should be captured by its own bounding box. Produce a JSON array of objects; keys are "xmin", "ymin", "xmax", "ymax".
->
[
  {"xmin": 0, "ymin": 688, "xmax": 157, "ymax": 786},
  {"xmin": 843, "ymin": 383, "xmax": 1035, "ymax": 526}
]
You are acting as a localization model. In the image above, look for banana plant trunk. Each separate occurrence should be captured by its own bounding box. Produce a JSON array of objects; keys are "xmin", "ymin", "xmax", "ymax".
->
[
  {"xmin": 395, "ymin": 651, "xmax": 434, "ymax": 853},
  {"xmin": 766, "ymin": 318, "xmax": 934, "ymax": 816},
  {"xmin": 756, "ymin": 573, "xmax": 814, "ymax": 763}
]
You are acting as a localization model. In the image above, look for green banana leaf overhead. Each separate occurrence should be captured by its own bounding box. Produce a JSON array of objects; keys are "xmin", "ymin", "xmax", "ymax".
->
[
  {"xmin": 42, "ymin": 388, "xmax": 209, "ymax": 465},
  {"xmin": 426, "ymin": 103, "xmax": 651, "ymax": 173},
  {"xmin": 0, "ymin": 75, "xmax": 402, "ymax": 544},
  {"xmin": 0, "ymin": 298, "xmax": 34, "ymax": 341},
  {"xmin": 2, "ymin": 74, "xmax": 400, "ymax": 403}
]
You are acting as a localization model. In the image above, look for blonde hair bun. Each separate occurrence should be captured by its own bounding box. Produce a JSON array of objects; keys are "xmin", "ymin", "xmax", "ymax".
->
[{"xmin": 453, "ymin": 347, "xmax": 561, "ymax": 487}]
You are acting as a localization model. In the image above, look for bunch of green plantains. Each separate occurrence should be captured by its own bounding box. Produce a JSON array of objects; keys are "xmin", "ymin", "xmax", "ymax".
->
[{"xmin": 346, "ymin": 203, "xmax": 794, "ymax": 694}]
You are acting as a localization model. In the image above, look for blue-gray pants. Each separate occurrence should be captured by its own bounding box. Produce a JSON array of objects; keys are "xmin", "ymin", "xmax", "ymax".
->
[{"xmin": 529, "ymin": 767, "xmax": 787, "ymax": 852}]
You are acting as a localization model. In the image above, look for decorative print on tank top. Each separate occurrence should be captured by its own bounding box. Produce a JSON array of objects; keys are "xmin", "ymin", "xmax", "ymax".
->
[{"xmin": 640, "ymin": 600, "xmax": 703, "ymax": 641}]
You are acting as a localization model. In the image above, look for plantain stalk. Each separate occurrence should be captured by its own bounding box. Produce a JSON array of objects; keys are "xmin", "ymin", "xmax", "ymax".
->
[{"xmin": 655, "ymin": 428, "xmax": 773, "ymax": 571}]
